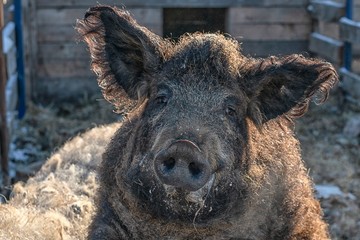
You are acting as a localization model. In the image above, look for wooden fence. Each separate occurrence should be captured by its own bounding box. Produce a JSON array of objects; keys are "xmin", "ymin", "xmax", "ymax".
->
[
  {"xmin": 308, "ymin": 0, "xmax": 360, "ymax": 101},
  {"xmin": 1, "ymin": 0, "xmax": 17, "ymax": 186},
  {"xmin": 25, "ymin": 0, "xmax": 311, "ymax": 103}
]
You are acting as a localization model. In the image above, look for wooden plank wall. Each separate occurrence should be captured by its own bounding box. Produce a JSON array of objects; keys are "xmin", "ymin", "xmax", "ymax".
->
[
  {"xmin": 308, "ymin": 0, "xmax": 360, "ymax": 100},
  {"xmin": 227, "ymin": 5, "xmax": 310, "ymax": 57},
  {"xmin": 32, "ymin": 1, "xmax": 163, "ymax": 102},
  {"xmin": 340, "ymin": 1, "xmax": 360, "ymax": 100},
  {"xmin": 30, "ymin": 0, "xmax": 311, "ymax": 102}
]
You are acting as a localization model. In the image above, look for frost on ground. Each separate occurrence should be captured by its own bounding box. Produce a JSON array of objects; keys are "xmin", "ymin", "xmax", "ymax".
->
[{"xmin": 1, "ymin": 89, "xmax": 360, "ymax": 239}]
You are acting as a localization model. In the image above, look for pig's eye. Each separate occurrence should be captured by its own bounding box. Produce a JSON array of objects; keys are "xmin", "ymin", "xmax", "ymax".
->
[
  {"xmin": 154, "ymin": 85, "xmax": 172, "ymax": 107},
  {"xmin": 155, "ymin": 95, "xmax": 169, "ymax": 105},
  {"xmin": 225, "ymin": 105, "xmax": 237, "ymax": 118},
  {"xmin": 224, "ymin": 96, "xmax": 240, "ymax": 119}
]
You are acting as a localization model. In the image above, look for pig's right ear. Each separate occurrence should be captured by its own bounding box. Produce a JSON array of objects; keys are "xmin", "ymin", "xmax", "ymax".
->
[
  {"xmin": 76, "ymin": 6, "xmax": 164, "ymax": 111},
  {"xmin": 243, "ymin": 55, "xmax": 338, "ymax": 126}
]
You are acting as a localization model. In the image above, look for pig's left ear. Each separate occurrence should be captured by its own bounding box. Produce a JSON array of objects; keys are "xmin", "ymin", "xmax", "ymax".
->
[
  {"xmin": 76, "ymin": 5, "xmax": 165, "ymax": 111},
  {"xmin": 243, "ymin": 54, "xmax": 338, "ymax": 126}
]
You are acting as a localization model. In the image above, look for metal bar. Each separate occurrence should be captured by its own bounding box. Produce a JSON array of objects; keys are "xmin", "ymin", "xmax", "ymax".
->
[
  {"xmin": 0, "ymin": 0, "xmax": 9, "ymax": 186},
  {"xmin": 343, "ymin": 0, "xmax": 353, "ymax": 70},
  {"xmin": 15, "ymin": 0, "xmax": 26, "ymax": 118}
]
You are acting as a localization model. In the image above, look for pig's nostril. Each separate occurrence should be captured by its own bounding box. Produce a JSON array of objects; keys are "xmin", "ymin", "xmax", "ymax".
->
[
  {"xmin": 188, "ymin": 162, "xmax": 202, "ymax": 178},
  {"xmin": 163, "ymin": 157, "xmax": 176, "ymax": 171}
]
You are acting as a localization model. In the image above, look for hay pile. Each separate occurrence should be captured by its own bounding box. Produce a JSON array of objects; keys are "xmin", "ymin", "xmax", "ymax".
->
[{"xmin": 1, "ymin": 115, "xmax": 120, "ymax": 239}]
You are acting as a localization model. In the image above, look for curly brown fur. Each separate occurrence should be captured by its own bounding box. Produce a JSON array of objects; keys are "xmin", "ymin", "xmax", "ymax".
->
[
  {"xmin": 76, "ymin": 6, "xmax": 168, "ymax": 113},
  {"xmin": 243, "ymin": 55, "xmax": 338, "ymax": 125},
  {"xmin": 75, "ymin": 5, "xmax": 339, "ymax": 240}
]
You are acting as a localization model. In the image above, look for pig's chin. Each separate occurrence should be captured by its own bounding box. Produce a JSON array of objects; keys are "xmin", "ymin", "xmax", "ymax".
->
[{"xmin": 127, "ymin": 167, "xmax": 243, "ymax": 224}]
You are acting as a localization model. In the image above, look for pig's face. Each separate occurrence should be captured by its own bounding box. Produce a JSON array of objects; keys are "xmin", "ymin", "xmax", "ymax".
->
[
  {"xmin": 121, "ymin": 35, "xmax": 254, "ymax": 222},
  {"xmin": 125, "ymin": 73, "xmax": 250, "ymax": 222},
  {"xmin": 77, "ymin": 6, "xmax": 338, "ymax": 224}
]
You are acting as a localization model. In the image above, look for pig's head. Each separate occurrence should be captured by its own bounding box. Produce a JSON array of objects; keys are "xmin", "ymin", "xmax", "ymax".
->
[{"xmin": 77, "ymin": 6, "xmax": 338, "ymax": 224}]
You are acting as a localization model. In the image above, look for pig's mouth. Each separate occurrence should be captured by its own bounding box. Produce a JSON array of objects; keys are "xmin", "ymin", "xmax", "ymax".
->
[
  {"xmin": 163, "ymin": 174, "xmax": 216, "ymax": 204},
  {"xmin": 187, "ymin": 174, "xmax": 215, "ymax": 203},
  {"xmin": 127, "ymin": 158, "xmax": 240, "ymax": 223}
]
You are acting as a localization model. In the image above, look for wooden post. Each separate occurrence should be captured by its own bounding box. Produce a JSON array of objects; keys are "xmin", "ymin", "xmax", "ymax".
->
[
  {"xmin": 0, "ymin": 0, "xmax": 9, "ymax": 187},
  {"xmin": 343, "ymin": 0, "xmax": 353, "ymax": 71}
]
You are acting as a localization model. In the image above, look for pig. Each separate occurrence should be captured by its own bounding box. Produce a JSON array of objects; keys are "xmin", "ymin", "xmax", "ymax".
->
[{"xmin": 76, "ymin": 5, "xmax": 338, "ymax": 240}]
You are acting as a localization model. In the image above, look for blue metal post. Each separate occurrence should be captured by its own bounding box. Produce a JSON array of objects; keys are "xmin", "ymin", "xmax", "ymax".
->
[
  {"xmin": 344, "ymin": 0, "xmax": 353, "ymax": 71},
  {"xmin": 14, "ymin": 0, "xmax": 26, "ymax": 118}
]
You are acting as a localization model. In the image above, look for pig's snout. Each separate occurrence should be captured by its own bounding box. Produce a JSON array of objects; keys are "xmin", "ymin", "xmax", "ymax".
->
[{"xmin": 154, "ymin": 140, "xmax": 211, "ymax": 191}]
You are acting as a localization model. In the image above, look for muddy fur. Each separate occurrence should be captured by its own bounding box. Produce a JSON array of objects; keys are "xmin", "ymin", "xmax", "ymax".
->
[
  {"xmin": 0, "ymin": 123, "xmax": 120, "ymax": 240},
  {"xmin": 75, "ymin": 5, "xmax": 338, "ymax": 240}
]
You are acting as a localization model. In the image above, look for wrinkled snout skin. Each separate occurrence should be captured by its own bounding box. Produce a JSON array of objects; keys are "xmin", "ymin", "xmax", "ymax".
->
[{"xmin": 77, "ymin": 5, "xmax": 338, "ymax": 240}]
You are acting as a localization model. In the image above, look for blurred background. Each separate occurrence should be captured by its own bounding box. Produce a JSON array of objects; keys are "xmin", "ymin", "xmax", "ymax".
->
[{"xmin": 0, "ymin": 0, "xmax": 359, "ymax": 239}]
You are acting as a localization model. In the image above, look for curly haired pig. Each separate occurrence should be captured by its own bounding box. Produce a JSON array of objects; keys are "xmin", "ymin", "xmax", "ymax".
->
[
  {"xmin": 0, "ymin": 5, "xmax": 338, "ymax": 240},
  {"xmin": 75, "ymin": 5, "xmax": 339, "ymax": 239}
]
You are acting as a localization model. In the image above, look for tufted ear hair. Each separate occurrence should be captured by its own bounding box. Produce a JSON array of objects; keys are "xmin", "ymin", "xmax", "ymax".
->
[
  {"xmin": 243, "ymin": 54, "xmax": 338, "ymax": 126},
  {"xmin": 76, "ymin": 5, "xmax": 165, "ymax": 112}
]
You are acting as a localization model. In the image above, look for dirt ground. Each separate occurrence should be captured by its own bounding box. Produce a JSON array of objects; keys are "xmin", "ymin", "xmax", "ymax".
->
[
  {"xmin": 296, "ymin": 88, "xmax": 360, "ymax": 240},
  {"xmin": 1, "ymin": 87, "xmax": 360, "ymax": 239}
]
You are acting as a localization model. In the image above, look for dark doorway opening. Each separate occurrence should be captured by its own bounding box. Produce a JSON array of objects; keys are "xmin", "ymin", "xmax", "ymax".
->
[{"xmin": 163, "ymin": 8, "xmax": 226, "ymax": 40}]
